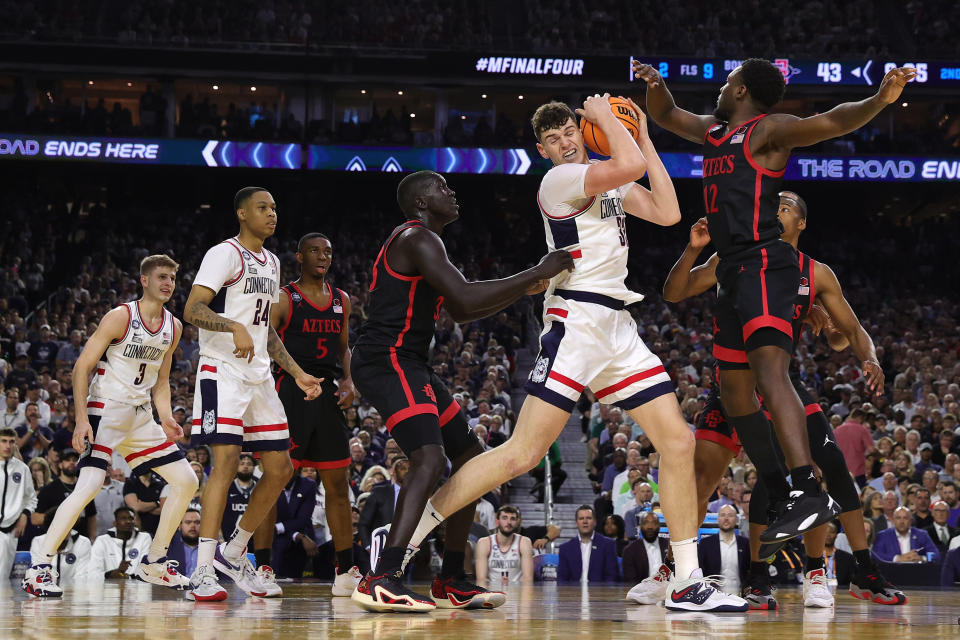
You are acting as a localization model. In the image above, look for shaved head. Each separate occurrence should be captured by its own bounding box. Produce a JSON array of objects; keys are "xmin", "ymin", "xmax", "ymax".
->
[{"xmin": 396, "ymin": 171, "xmax": 440, "ymax": 217}]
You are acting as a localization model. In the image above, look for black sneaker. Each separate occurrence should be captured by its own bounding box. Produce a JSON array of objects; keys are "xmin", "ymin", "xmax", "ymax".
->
[
  {"xmin": 741, "ymin": 582, "xmax": 778, "ymax": 611},
  {"xmin": 849, "ymin": 568, "xmax": 907, "ymax": 605},
  {"xmin": 350, "ymin": 570, "xmax": 436, "ymax": 612},
  {"xmin": 757, "ymin": 539, "xmax": 789, "ymax": 560},
  {"xmin": 431, "ymin": 576, "xmax": 506, "ymax": 609},
  {"xmin": 759, "ymin": 490, "xmax": 839, "ymax": 543}
]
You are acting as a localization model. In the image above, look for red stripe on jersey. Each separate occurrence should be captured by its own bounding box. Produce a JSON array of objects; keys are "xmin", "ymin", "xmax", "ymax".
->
[
  {"xmin": 96, "ymin": 368, "xmax": 105, "ymax": 376},
  {"xmin": 548, "ymin": 370, "xmax": 584, "ymax": 393},
  {"xmin": 226, "ymin": 237, "xmax": 267, "ymax": 265},
  {"xmin": 126, "ymin": 441, "xmax": 174, "ymax": 463},
  {"xmin": 805, "ymin": 403, "xmax": 823, "ymax": 416},
  {"xmin": 277, "ymin": 287, "xmax": 294, "ymax": 341},
  {"xmin": 111, "ymin": 304, "xmax": 132, "ymax": 345},
  {"xmin": 752, "ymin": 172, "xmax": 763, "ymax": 242},
  {"xmin": 743, "ymin": 117, "xmax": 786, "ymax": 178},
  {"xmin": 806, "ymin": 255, "xmax": 817, "ymax": 318},
  {"xmin": 394, "ymin": 280, "xmax": 418, "ymax": 349},
  {"xmin": 88, "ymin": 401, "xmax": 106, "ymax": 409},
  {"xmin": 136, "ymin": 300, "xmax": 163, "ymax": 335},
  {"xmin": 704, "ymin": 114, "xmax": 763, "ymax": 147},
  {"xmin": 594, "ymin": 365, "xmax": 666, "ymax": 399},
  {"xmin": 546, "ymin": 307, "xmax": 568, "ymax": 318},
  {"xmin": 200, "ymin": 364, "xmax": 218, "ymax": 374},
  {"xmin": 221, "ymin": 241, "xmax": 247, "ymax": 286},
  {"xmin": 537, "ymin": 191, "xmax": 596, "ymax": 220},
  {"xmin": 291, "ymin": 282, "xmax": 333, "ymax": 312}
]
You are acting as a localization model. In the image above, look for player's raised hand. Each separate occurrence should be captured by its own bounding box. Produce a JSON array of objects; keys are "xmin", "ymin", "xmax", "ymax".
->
[
  {"xmin": 862, "ymin": 360, "xmax": 885, "ymax": 397},
  {"xmin": 632, "ymin": 62, "xmax": 662, "ymax": 88},
  {"xmin": 689, "ymin": 217, "xmax": 711, "ymax": 248},
  {"xmin": 536, "ymin": 250, "xmax": 576, "ymax": 278},
  {"xmin": 623, "ymin": 97, "xmax": 649, "ymax": 140},
  {"xmin": 160, "ymin": 416, "xmax": 184, "ymax": 443},
  {"xmin": 231, "ymin": 325, "xmax": 255, "ymax": 362},
  {"xmin": 337, "ymin": 378, "xmax": 357, "ymax": 409},
  {"xmin": 73, "ymin": 419, "xmax": 93, "ymax": 453},
  {"xmin": 876, "ymin": 67, "xmax": 917, "ymax": 104},
  {"xmin": 575, "ymin": 93, "xmax": 613, "ymax": 124},
  {"xmin": 297, "ymin": 373, "xmax": 325, "ymax": 401}
]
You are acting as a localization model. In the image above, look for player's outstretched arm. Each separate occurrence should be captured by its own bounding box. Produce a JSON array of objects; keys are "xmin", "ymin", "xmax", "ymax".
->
[
  {"xmin": 813, "ymin": 261, "xmax": 883, "ymax": 396},
  {"xmin": 71, "ymin": 306, "xmax": 129, "ymax": 451},
  {"xmin": 632, "ymin": 62, "xmax": 715, "ymax": 144},
  {"xmin": 621, "ymin": 98, "xmax": 682, "ymax": 226},
  {"xmin": 662, "ymin": 218, "xmax": 719, "ymax": 302},
  {"xmin": 576, "ymin": 93, "xmax": 647, "ymax": 196},
  {"xmin": 184, "ymin": 284, "xmax": 255, "ymax": 362},
  {"xmin": 405, "ymin": 230, "xmax": 574, "ymax": 323},
  {"xmin": 762, "ymin": 67, "xmax": 916, "ymax": 151},
  {"xmin": 153, "ymin": 319, "xmax": 183, "ymax": 442}
]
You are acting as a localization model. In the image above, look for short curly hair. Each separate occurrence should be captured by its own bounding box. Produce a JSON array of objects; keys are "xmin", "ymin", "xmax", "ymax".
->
[
  {"xmin": 739, "ymin": 58, "xmax": 786, "ymax": 111},
  {"xmin": 531, "ymin": 101, "xmax": 576, "ymax": 141}
]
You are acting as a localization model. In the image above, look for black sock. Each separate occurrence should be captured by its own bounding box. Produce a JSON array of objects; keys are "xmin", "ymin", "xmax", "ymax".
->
[
  {"xmin": 853, "ymin": 549, "xmax": 875, "ymax": 571},
  {"xmin": 729, "ymin": 412, "xmax": 790, "ymax": 501},
  {"xmin": 254, "ymin": 548, "xmax": 271, "ymax": 568},
  {"xmin": 750, "ymin": 560, "xmax": 769, "ymax": 585},
  {"xmin": 336, "ymin": 548, "xmax": 354, "ymax": 573},
  {"xmin": 805, "ymin": 555, "xmax": 825, "ymax": 572},
  {"xmin": 376, "ymin": 546, "xmax": 406, "ymax": 576},
  {"xmin": 440, "ymin": 550, "xmax": 465, "ymax": 579},
  {"xmin": 790, "ymin": 465, "xmax": 820, "ymax": 495}
]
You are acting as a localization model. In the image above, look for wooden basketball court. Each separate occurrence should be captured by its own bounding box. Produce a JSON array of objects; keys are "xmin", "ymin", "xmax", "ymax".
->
[{"xmin": 3, "ymin": 582, "xmax": 957, "ymax": 639}]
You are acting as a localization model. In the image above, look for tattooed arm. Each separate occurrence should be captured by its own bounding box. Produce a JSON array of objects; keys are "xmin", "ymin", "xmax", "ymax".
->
[
  {"xmin": 184, "ymin": 285, "xmax": 256, "ymax": 362},
  {"xmin": 268, "ymin": 327, "xmax": 324, "ymax": 401}
]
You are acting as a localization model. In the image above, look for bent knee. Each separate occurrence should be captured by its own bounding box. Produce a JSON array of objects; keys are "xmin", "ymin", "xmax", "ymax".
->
[{"xmin": 263, "ymin": 458, "xmax": 294, "ymax": 484}]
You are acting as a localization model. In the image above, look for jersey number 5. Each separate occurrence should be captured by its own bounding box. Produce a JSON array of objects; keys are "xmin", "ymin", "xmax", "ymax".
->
[
  {"xmin": 316, "ymin": 338, "xmax": 328, "ymax": 359},
  {"xmin": 253, "ymin": 299, "xmax": 271, "ymax": 326}
]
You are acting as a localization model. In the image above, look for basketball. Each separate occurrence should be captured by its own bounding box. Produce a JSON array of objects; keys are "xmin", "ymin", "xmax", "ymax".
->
[{"xmin": 579, "ymin": 96, "xmax": 641, "ymax": 156}]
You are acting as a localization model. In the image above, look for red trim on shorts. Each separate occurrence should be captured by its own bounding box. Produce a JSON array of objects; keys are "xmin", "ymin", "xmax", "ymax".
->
[
  {"xmin": 537, "ymin": 190, "xmax": 596, "ymax": 220},
  {"xmin": 395, "ymin": 279, "xmax": 419, "ymax": 349},
  {"xmin": 385, "ymin": 404, "xmax": 439, "ymax": 431},
  {"xmin": 293, "ymin": 457, "xmax": 351, "ymax": 470},
  {"xmin": 126, "ymin": 441, "xmax": 174, "ymax": 463},
  {"xmin": 712, "ymin": 344, "xmax": 749, "ymax": 363},
  {"xmin": 695, "ymin": 428, "xmax": 742, "ymax": 455},
  {"xmin": 593, "ymin": 365, "xmax": 666, "ymax": 399},
  {"xmin": 191, "ymin": 416, "xmax": 244, "ymax": 426},
  {"xmin": 546, "ymin": 307, "xmax": 568, "ymax": 318},
  {"xmin": 742, "ymin": 315, "xmax": 793, "ymax": 342},
  {"xmin": 805, "ymin": 403, "xmax": 823, "ymax": 416},
  {"xmin": 111, "ymin": 304, "xmax": 132, "ymax": 345},
  {"xmin": 548, "ymin": 370, "xmax": 584, "ymax": 393},
  {"xmin": 200, "ymin": 364, "xmax": 218, "ymax": 374},
  {"xmin": 88, "ymin": 401, "xmax": 105, "ymax": 409},
  {"xmin": 389, "ymin": 347, "xmax": 415, "ymax": 405},
  {"xmin": 438, "ymin": 401, "xmax": 461, "ymax": 427},
  {"xmin": 92, "ymin": 444, "xmax": 112, "ymax": 455},
  {"xmin": 244, "ymin": 423, "xmax": 288, "ymax": 433},
  {"xmin": 569, "ymin": 250, "xmax": 582, "ymax": 259}
]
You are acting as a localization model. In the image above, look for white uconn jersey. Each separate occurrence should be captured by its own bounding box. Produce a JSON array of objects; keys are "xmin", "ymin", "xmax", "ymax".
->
[
  {"xmin": 193, "ymin": 238, "xmax": 280, "ymax": 383},
  {"xmin": 537, "ymin": 162, "xmax": 644, "ymax": 304},
  {"xmin": 487, "ymin": 534, "xmax": 523, "ymax": 583},
  {"xmin": 89, "ymin": 302, "xmax": 174, "ymax": 405}
]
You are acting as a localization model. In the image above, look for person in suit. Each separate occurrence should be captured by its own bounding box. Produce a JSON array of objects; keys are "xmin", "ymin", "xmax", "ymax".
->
[
  {"xmin": 871, "ymin": 490, "xmax": 898, "ymax": 532},
  {"xmin": 357, "ymin": 457, "xmax": 407, "ymax": 550},
  {"xmin": 167, "ymin": 508, "xmax": 200, "ymax": 579},
  {"xmin": 621, "ymin": 511, "xmax": 670, "ymax": 583},
  {"xmin": 697, "ymin": 505, "xmax": 749, "ymax": 594},
  {"xmin": 924, "ymin": 500, "xmax": 960, "ymax": 556},
  {"xmin": 557, "ymin": 505, "xmax": 619, "ymax": 583},
  {"xmin": 272, "ymin": 471, "xmax": 319, "ymax": 579},
  {"xmin": 941, "ymin": 546, "xmax": 960, "ymax": 586},
  {"xmin": 872, "ymin": 506, "xmax": 940, "ymax": 563},
  {"xmin": 823, "ymin": 520, "xmax": 854, "ymax": 586}
]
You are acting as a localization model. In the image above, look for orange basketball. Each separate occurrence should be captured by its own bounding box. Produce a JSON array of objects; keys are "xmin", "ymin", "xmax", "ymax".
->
[{"xmin": 579, "ymin": 96, "xmax": 641, "ymax": 156}]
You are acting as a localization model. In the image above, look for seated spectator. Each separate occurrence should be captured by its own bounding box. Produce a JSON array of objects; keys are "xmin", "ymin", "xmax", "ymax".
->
[
  {"xmin": 123, "ymin": 472, "xmax": 166, "ymax": 537},
  {"xmin": 872, "ymin": 490, "xmax": 899, "ymax": 532},
  {"xmin": 925, "ymin": 500, "xmax": 959, "ymax": 556},
  {"xmin": 602, "ymin": 515, "xmax": 629, "ymax": 557},
  {"xmin": 193, "ymin": 445, "xmax": 212, "ymax": 475},
  {"xmin": 707, "ymin": 478, "xmax": 737, "ymax": 513},
  {"xmin": 36, "ymin": 449, "xmax": 96, "ymax": 541},
  {"xmin": 5, "ymin": 354, "xmax": 38, "ymax": 394},
  {"xmin": 911, "ymin": 487, "xmax": 933, "ymax": 529},
  {"xmin": 823, "ymin": 521, "xmax": 854, "ymax": 586},
  {"xmin": 89, "ymin": 506, "xmax": 152, "ymax": 579},
  {"xmin": 28, "ymin": 325, "xmax": 59, "ymax": 373},
  {"xmin": 474, "ymin": 505, "xmax": 534, "ymax": 586},
  {"xmin": 272, "ymin": 471, "xmax": 318, "ymax": 579},
  {"xmin": 29, "ymin": 529, "xmax": 92, "ymax": 585},
  {"xmin": 358, "ymin": 465, "xmax": 390, "ymax": 494},
  {"xmin": 529, "ymin": 440, "xmax": 565, "ymax": 503},
  {"xmin": 621, "ymin": 511, "xmax": 670, "ymax": 584},
  {"xmin": 28, "ymin": 457, "xmax": 52, "ymax": 491},
  {"xmin": 595, "ymin": 447, "xmax": 628, "ymax": 522},
  {"xmin": 914, "ymin": 443, "xmax": 943, "ymax": 481},
  {"xmin": 557, "ymin": 506, "xmax": 618, "ymax": 583},
  {"xmin": 55, "ymin": 330, "xmax": 84, "ymax": 370},
  {"xmin": 167, "ymin": 508, "xmax": 201, "ymax": 579},
  {"xmin": 94, "ymin": 463, "xmax": 126, "ymax": 537},
  {"xmin": 19, "ymin": 383, "xmax": 51, "ymax": 425},
  {"xmin": 697, "ymin": 505, "xmax": 749, "ymax": 594},
  {"xmin": 347, "ymin": 440, "xmax": 371, "ymax": 492},
  {"xmin": 357, "ymin": 457, "xmax": 407, "ymax": 550},
  {"xmin": 941, "ymin": 481, "xmax": 960, "ymax": 526},
  {"xmin": 187, "ymin": 461, "xmax": 206, "ymax": 511},
  {"xmin": 623, "ymin": 480, "xmax": 655, "ymax": 539},
  {"xmin": 15, "ymin": 403, "xmax": 53, "ymax": 461},
  {"xmin": 872, "ymin": 506, "xmax": 939, "ymax": 563},
  {"xmin": 221, "ymin": 453, "xmax": 256, "ymax": 541}
]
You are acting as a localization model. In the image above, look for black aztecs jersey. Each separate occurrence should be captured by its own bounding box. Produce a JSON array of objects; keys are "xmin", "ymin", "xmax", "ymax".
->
[
  {"xmin": 355, "ymin": 220, "xmax": 444, "ymax": 362},
  {"xmin": 277, "ymin": 281, "xmax": 346, "ymax": 379},
  {"xmin": 702, "ymin": 114, "xmax": 785, "ymax": 258}
]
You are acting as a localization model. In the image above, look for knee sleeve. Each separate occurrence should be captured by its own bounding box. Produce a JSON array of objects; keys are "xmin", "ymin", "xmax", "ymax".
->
[{"xmin": 808, "ymin": 414, "xmax": 861, "ymax": 512}]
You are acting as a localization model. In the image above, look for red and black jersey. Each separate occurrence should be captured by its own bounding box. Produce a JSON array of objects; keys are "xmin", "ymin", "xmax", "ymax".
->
[
  {"xmin": 702, "ymin": 114, "xmax": 785, "ymax": 258},
  {"xmin": 791, "ymin": 251, "xmax": 816, "ymax": 350},
  {"xmin": 277, "ymin": 281, "xmax": 345, "ymax": 379},
  {"xmin": 355, "ymin": 220, "xmax": 443, "ymax": 362}
]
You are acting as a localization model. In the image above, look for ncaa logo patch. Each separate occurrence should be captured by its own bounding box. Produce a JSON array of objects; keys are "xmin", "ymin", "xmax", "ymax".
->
[
  {"xmin": 131, "ymin": 319, "xmax": 141, "ymax": 330},
  {"xmin": 202, "ymin": 409, "xmax": 217, "ymax": 435},
  {"xmin": 65, "ymin": 553, "xmax": 76, "ymax": 564},
  {"xmin": 530, "ymin": 356, "xmax": 550, "ymax": 383},
  {"xmin": 290, "ymin": 291, "xmax": 302, "ymax": 303},
  {"xmin": 11, "ymin": 472, "xmax": 21, "ymax": 484},
  {"xmin": 242, "ymin": 251, "xmax": 251, "ymax": 260}
]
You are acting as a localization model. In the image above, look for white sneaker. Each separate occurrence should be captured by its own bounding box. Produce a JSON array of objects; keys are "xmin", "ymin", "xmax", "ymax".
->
[
  {"xmin": 802, "ymin": 568, "xmax": 834, "ymax": 608},
  {"xmin": 665, "ymin": 571, "xmax": 749, "ymax": 612},
  {"xmin": 21, "ymin": 564, "xmax": 63, "ymax": 598},
  {"xmin": 255, "ymin": 565, "xmax": 283, "ymax": 598},
  {"xmin": 626, "ymin": 563, "xmax": 672, "ymax": 604},
  {"xmin": 137, "ymin": 556, "xmax": 191, "ymax": 589},
  {"xmin": 332, "ymin": 565, "xmax": 363, "ymax": 597},
  {"xmin": 213, "ymin": 543, "xmax": 267, "ymax": 597},
  {"xmin": 185, "ymin": 563, "xmax": 228, "ymax": 602}
]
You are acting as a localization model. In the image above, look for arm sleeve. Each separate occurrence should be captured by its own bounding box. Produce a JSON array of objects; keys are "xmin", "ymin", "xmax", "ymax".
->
[
  {"xmin": 193, "ymin": 243, "xmax": 242, "ymax": 293},
  {"xmin": 537, "ymin": 163, "xmax": 590, "ymax": 219}
]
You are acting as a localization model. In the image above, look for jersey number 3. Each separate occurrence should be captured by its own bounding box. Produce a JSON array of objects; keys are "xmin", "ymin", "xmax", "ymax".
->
[
  {"xmin": 253, "ymin": 299, "xmax": 271, "ymax": 326},
  {"xmin": 133, "ymin": 363, "xmax": 146, "ymax": 385}
]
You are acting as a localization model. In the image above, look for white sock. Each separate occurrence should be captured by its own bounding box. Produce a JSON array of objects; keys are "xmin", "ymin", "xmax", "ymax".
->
[
  {"xmin": 198, "ymin": 537, "xmax": 217, "ymax": 567},
  {"xmin": 670, "ymin": 537, "xmax": 699, "ymax": 580},
  {"xmin": 147, "ymin": 542, "xmax": 170, "ymax": 563},
  {"xmin": 224, "ymin": 526, "xmax": 253, "ymax": 561},
  {"xmin": 409, "ymin": 500, "xmax": 445, "ymax": 548},
  {"xmin": 31, "ymin": 553, "xmax": 55, "ymax": 567}
]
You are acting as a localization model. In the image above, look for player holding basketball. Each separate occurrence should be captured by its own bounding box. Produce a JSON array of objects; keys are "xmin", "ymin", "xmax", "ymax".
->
[
  {"xmin": 349, "ymin": 171, "xmax": 573, "ymax": 612},
  {"xmin": 664, "ymin": 192, "xmax": 906, "ymax": 608},
  {"xmin": 23, "ymin": 255, "xmax": 198, "ymax": 597},
  {"xmin": 184, "ymin": 187, "xmax": 323, "ymax": 601},
  {"xmin": 405, "ymin": 94, "xmax": 748, "ymax": 612},
  {"xmin": 269, "ymin": 232, "xmax": 363, "ymax": 596},
  {"xmin": 635, "ymin": 58, "xmax": 915, "ymax": 542}
]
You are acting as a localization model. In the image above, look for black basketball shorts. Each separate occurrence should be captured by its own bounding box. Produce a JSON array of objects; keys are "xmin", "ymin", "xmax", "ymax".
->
[{"xmin": 276, "ymin": 373, "xmax": 350, "ymax": 469}]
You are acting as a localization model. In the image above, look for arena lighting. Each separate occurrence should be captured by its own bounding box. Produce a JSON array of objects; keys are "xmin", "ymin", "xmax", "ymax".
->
[
  {"xmin": 397, "ymin": 90, "xmax": 404, "ymax": 95},
  {"xmin": 460, "ymin": 115, "xmax": 466, "ymax": 120},
  {"xmin": 88, "ymin": 81, "xmax": 94, "ymax": 85},
  {"xmin": 518, "ymin": 95, "xmax": 524, "ymax": 100},
  {"xmin": 481, "ymin": 94, "xmax": 487, "ymax": 98},
  {"xmin": 361, "ymin": 89, "xmax": 366, "ymax": 94},
  {"xmin": 250, "ymin": 86, "xmax": 257, "ymax": 92},
  {"xmin": 902, "ymin": 102, "xmax": 909, "ymax": 107},
  {"xmin": 212, "ymin": 85, "xmax": 219, "ymax": 90},
  {"xmin": 126, "ymin": 82, "xmax": 132, "ymax": 87},
  {"xmin": 410, "ymin": 113, "xmax": 416, "ymax": 118}
]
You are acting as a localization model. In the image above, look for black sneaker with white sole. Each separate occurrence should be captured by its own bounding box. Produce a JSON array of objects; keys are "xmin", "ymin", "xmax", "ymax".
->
[{"xmin": 759, "ymin": 490, "xmax": 840, "ymax": 543}]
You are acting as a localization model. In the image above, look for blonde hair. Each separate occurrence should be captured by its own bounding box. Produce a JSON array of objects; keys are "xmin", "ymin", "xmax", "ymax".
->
[{"xmin": 140, "ymin": 254, "xmax": 179, "ymax": 276}]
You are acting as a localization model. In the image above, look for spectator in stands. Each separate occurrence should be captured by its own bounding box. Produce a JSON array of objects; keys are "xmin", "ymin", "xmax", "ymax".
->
[
  {"xmin": 529, "ymin": 440, "xmax": 565, "ymax": 503},
  {"xmin": 89, "ymin": 506, "xmax": 152, "ymax": 579},
  {"xmin": 123, "ymin": 472, "xmax": 165, "ymax": 537},
  {"xmin": 6, "ymin": 354, "xmax": 38, "ymax": 393},
  {"xmin": 474, "ymin": 505, "xmax": 534, "ymax": 586},
  {"xmin": 167, "ymin": 508, "xmax": 201, "ymax": 579},
  {"xmin": 55, "ymin": 330, "xmax": 84, "ymax": 370},
  {"xmin": 933, "ymin": 431, "xmax": 957, "ymax": 467},
  {"xmin": 28, "ymin": 457, "xmax": 52, "ymax": 491},
  {"xmin": 357, "ymin": 457, "xmax": 406, "ymax": 550},
  {"xmin": 358, "ymin": 465, "xmax": 390, "ymax": 494},
  {"xmin": 272, "ymin": 469, "xmax": 318, "ymax": 579},
  {"xmin": 925, "ymin": 500, "xmax": 959, "ymax": 556},
  {"xmin": 621, "ymin": 511, "xmax": 669, "ymax": 584},
  {"xmin": 912, "ymin": 488, "xmax": 934, "ymax": 529},
  {"xmin": 697, "ymin": 505, "xmax": 749, "ymax": 594},
  {"xmin": 872, "ymin": 506, "xmax": 939, "ymax": 563},
  {"xmin": 623, "ymin": 480, "xmax": 655, "ymax": 539},
  {"xmin": 35, "ymin": 449, "xmax": 96, "ymax": 541},
  {"xmin": 557, "ymin": 506, "xmax": 618, "ymax": 583},
  {"xmin": 220, "ymin": 454, "xmax": 256, "ymax": 541},
  {"xmin": 348, "ymin": 439, "xmax": 370, "ymax": 493},
  {"xmin": 823, "ymin": 520, "xmax": 854, "ymax": 586},
  {"xmin": 835, "ymin": 408, "xmax": 875, "ymax": 488},
  {"xmin": 1, "ymin": 389, "xmax": 20, "ymax": 429},
  {"xmin": 602, "ymin": 515, "xmax": 629, "ymax": 557},
  {"xmin": 915, "ymin": 443, "xmax": 943, "ymax": 481},
  {"xmin": 28, "ymin": 325, "xmax": 59, "ymax": 373},
  {"xmin": 15, "ymin": 403, "xmax": 53, "ymax": 461},
  {"xmin": 94, "ymin": 463, "xmax": 126, "ymax": 537},
  {"xmin": 872, "ymin": 490, "xmax": 899, "ymax": 533},
  {"xmin": 941, "ymin": 481, "xmax": 960, "ymax": 526},
  {"xmin": 707, "ymin": 477, "xmax": 736, "ymax": 513}
]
